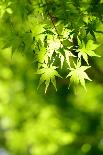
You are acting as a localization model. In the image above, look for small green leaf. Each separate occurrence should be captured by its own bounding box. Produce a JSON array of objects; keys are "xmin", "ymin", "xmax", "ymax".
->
[
  {"xmin": 67, "ymin": 62, "xmax": 92, "ymax": 90},
  {"xmin": 77, "ymin": 40, "xmax": 100, "ymax": 64},
  {"xmin": 37, "ymin": 64, "xmax": 62, "ymax": 93}
]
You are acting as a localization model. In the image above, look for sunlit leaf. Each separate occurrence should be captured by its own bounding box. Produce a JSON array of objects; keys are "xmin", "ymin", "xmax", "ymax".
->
[
  {"xmin": 78, "ymin": 40, "xmax": 100, "ymax": 64},
  {"xmin": 37, "ymin": 64, "xmax": 61, "ymax": 93},
  {"xmin": 67, "ymin": 62, "xmax": 92, "ymax": 90}
]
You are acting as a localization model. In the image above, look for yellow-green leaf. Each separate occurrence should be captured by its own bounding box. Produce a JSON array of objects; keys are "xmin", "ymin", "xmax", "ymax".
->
[{"xmin": 37, "ymin": 64, "xmax": 62, "ymax": 93}]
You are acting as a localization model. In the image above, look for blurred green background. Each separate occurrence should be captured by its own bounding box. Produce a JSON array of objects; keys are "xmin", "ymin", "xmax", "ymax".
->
[{"xmin": 0, "ymin": 32, "xmax": 103, "ymax": 155}]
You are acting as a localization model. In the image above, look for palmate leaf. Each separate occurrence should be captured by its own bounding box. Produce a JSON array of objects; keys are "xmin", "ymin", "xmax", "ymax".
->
[
  {"xmin": 67, "ymin": 62, "xmax": 92, "ymax": 90},
  {"xmin": 78, "ymin": 40, "xmax": 100, "ymax": 64},
  {"xmin": 37, "ymin": 64, "xmax": 61, "ymax": 93}
]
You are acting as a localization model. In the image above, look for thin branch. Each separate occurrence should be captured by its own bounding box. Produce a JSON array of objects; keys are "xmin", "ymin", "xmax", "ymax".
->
[{"xmin": 44, "ymin": 0, "xmax": 63, "ymax": 47}]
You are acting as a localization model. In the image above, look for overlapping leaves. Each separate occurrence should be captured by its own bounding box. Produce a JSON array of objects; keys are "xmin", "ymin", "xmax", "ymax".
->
[{"xmin": 0, "ymin": 0, "xmax": 102, "ymax": 93}]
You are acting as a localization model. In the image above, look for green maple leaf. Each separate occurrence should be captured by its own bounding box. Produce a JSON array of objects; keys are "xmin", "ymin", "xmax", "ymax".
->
[
  {"xmin": 37, "ymin": 64, "xmax": 61, "ymax": 93},
  {"xmin": 78, "ymin": 40, "xmax": 100, "ymax": 64},
  {"xmin": 67, "ymin": 62, "xmax": 92, "ymax": 90}
]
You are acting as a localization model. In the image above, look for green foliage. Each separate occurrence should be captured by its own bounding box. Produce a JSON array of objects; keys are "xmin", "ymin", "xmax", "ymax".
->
[
  {"xmin": 0, "ymin": 1, "xmax": 103, "ymax": 155},
  {"xmin": 0, "ymin": 0, "xmax": 103, "ymax": 92},
  {"xmin": 67, "ymin": 61, "xmax": 91, "ymax": 90}
]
